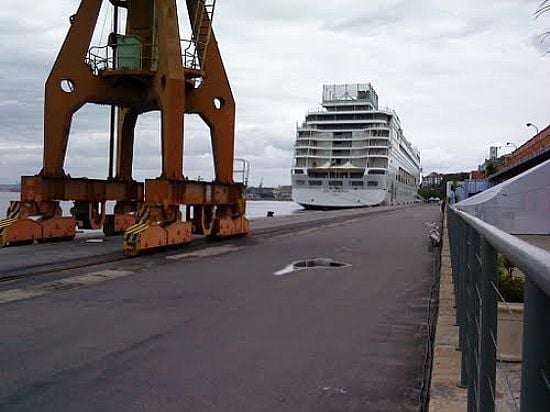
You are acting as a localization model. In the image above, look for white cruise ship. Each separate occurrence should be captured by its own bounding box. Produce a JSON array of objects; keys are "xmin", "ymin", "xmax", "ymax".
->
[{"xmin": 291, "ymin": 83, "xmax": 421, "ymax": 209}]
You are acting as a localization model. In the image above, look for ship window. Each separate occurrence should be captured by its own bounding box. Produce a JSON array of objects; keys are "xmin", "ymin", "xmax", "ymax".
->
[
  {"xmin": 368, "ymin": 170, "xmax": 386, "ymax": 175},
  {"xmin": 367, "ymin": 181, "xmax": 379, "ymax": 187},
  {"xmin": 295, "ymin": 180, "xmax": 306, "ymax": 186},
  {"xmin": 333, "ymin": 132, "xmax": 352, "ymax": 139},
  {"xmin": 293, "ymin": 169, "xmax": 304, "ymax": 174},
  {"xmin": 351, "ymin": 181, "xmax": 364, "ymax": 187},
  {"xmin": 309, "ymin": 180, "xmax": 322, "ymax": 186},
  {"xmin": 309, "ymin": 172, "xmax": 328, "ymax": 178},
  {"xmin": 349, "ymin": 172, "xmax": 364, "ymax": 178},
  {"xmin": 328, "ymin": 180, "xmax": 343, "ymax": 186}
]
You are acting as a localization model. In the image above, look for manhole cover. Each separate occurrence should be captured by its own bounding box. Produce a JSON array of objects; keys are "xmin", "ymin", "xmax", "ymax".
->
[{"xmin": 274, "ymin": 258, "xmax": 351, "ymax": 275}]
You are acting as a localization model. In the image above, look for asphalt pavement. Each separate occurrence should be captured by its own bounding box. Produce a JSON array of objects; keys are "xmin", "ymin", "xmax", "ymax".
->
[{"xmin": 0, "ymin": 205, "xmax": 441, "ymax": 411}]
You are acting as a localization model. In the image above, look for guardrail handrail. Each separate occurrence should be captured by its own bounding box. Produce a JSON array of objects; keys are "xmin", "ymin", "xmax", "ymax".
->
[
  {"xmin": 454, "ymin": 208, "xmax": 550, "ymax": 294},
  {"xmin": 447, "ymin": 205, "xmax": 550, "ymax": 412},
  {"xmin": 86, "ymin": 38, "xmax": 204, "ymax": 75}
]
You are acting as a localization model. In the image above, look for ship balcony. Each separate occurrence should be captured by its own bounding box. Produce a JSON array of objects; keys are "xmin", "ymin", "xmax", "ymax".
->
[
  {"xmin": 296, "ymin": 135, "xmax": 333, "ymax": 143},
  {"xmin": 305, "ymin": 119, "xmax": 388, "ymax": 125},
  {"xmin": 296, "ymin": 135, "xmax": 355, "ymax": 141},
  {"xmin": 366, "ymin": 138, "xmax": 390, "ymax": 145},
  {"xmin": 366, "ymin": 154, "xmax": 389, "ymax": 159},
  {"xmin": 306, "ymin": 160, "xmax": 365, "ymax": 168},
  {"xmin": 350, "ymin": 142, "xmax": 389, "ymax": 149},
  {"xmin": 295, "ymin": 154, "xmax": 372, "ymax": 160},
  {"xmin": 295, "ymin": 135, "xmax": 389, "ymax": 142},
  {"xmin": 296, "ymin": 149, "xmax": 380, "ymax": 158},
  {"xmin": 305, "ymin": 112, "xmax": 389, "ymax": 121},
  {"xmin": 349, "ymin": 145, "xmax": 389, "ymax": 151},
  {"xmin": 297, "ymin": 130, "xmax": 318, "ymax": 136},
  {"xmin": 295, "ymin": 149, "xmax": 332, "ymax": 156},
  {"xmin": 357, "ymin": 128, "xmax": 391, "ymax": 136},
  {"xmin": 366, "ymin": 168, "xmax": 388, "ymax": 175},
  {"xmin": 367, "ymin": 159, "xmax": 389, "ymax": 168},
  {"xmin": 362, "ymin": 129, "xmax": 391, "ymax": 134},
  {"xmin": 294, "ymin": 144, "xmax": 333, "ymax": 150},
  {"xmin": 334, "ymin": 154, "xmax": 371, "ymax": 159},
  {"xmin": 294, "ymin": 153, "xmax": 330, "ymax": 159},
  {"xmin": 333, "ymin": 148, "xmax": 370, "ymax": 155},
  {"xmin": 368, "ymin": 149, "xmax": 389, "ymax": 156},
  {"xmin": 322, "ymin": 107, "xmax": 375, "ymax": 113}
]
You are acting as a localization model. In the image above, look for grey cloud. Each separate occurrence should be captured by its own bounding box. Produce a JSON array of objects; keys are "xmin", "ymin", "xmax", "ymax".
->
[{"xmin": 1, "ymin": 0, "xmax": 549, "ymax": 186}]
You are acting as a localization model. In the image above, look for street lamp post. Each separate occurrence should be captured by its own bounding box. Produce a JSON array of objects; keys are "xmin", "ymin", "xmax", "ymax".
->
[
  {"xmin": 526, "ymin": 122, "xmax": 540, "ymax": 134},
  {"xmin": 495, "ymin": 143, "xmax": 517, "ymax": 157}
]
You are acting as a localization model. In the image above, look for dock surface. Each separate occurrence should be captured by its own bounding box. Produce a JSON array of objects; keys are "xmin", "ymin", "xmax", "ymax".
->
[{"xmin": 0, "ymin": 205, "xmax": 440, "ymax": 411}]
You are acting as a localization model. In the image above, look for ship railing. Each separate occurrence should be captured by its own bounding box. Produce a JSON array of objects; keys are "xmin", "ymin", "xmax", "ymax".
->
[
  {"xmin": 296, "ymin": 134, "xmax": 390, "ymax": 141},
  {"xmin": 295, "ymin": 144, "xmax": 388, "ymax": 151},
  {"xmin": 447, "ymin": 206, "xmax": 550, "ymax": 411}
]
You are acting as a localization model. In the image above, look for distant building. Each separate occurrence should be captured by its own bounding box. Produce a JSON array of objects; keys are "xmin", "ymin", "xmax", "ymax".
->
[
  {"xmin": 246, "ymin": 186, "xmax": 275, "ymax": 200},
  {"xmin": 480, "ymin": 126, "xmax": 550, "ymax": 184},
  {"xmin": 469, "ymin": 170, "xmax": 485, "ymax": 180},
  {"xmin": 273, "ymin": 185, "xmax": 292, "ymax": 201},
  {"xmin": 421, "ymin": 172, "xmax": 444, "ymax": 188},
  {"xmin": 491, "ymin": 125, "xmax": 550, "ymax": 182}
]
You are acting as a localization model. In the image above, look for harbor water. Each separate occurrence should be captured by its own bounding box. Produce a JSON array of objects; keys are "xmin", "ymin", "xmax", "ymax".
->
[{"xmin": 0, "ymin": 192, "xmax": 303, "ymax": 220}]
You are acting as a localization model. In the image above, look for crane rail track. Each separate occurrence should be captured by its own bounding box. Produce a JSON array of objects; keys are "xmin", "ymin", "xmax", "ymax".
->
[{"xmin": 0, "ymin": 206, "xmax": 410, "ymax": 285}]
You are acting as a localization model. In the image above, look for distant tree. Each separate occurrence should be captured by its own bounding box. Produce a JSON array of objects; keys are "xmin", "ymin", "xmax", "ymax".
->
[
  {"xmin": 484, "ymin": 163, "xmax": 497, "ymax": 176},
  {"xmin": 441, "ymin": 173, "xmax": 468, "ymax": 188},
  {"xmin": 537, "ymin": 1, "xmax": 550, "ymax": 18},
  {"xmin": 418, "ymin": 187, "xmax": 444, "ymax": 200},
  {"xmin": 536, "ymin": 0, "xmax": 550, "ymax": 53},
  {"xmin": 433, "ymin": 172, "xmax": 470, "ymax": 199}
]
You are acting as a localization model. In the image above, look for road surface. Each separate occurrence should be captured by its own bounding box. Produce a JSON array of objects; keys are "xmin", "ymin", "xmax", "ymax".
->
[{"xmin": 0, "ymin": 205, "xmax": 441, "ymax": 411}]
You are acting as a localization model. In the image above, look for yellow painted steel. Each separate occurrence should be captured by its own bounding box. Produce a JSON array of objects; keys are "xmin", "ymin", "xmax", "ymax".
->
[{"xmin": 0, "ymin": 218, "xmax": 18, "ymax": 247}]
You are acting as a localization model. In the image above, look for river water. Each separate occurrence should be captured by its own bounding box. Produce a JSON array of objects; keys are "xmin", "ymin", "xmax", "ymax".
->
[{"xmin": 0, "ymin": 192, "xmax": 303, "ymax": 220}]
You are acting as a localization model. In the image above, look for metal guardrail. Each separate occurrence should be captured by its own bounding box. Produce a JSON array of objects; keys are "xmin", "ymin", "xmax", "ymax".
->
[
  {"xmin": 86, "ymin": 39, "xmax": 204, "ymax": 76},
  {"xmin": 447, "ymin": 206, "xmax": 550, "ymax": 411}
]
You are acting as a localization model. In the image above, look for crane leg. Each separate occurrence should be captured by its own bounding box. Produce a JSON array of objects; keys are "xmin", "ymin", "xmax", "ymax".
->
[{"xmin": 4, "ymin": 0, "xmax": 249, "ymax": 253}]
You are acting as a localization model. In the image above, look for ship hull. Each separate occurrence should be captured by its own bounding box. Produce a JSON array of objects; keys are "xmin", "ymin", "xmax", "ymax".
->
[{"xmin": 292, "ymin": 187, "xmax": 387, "ymax": 209}]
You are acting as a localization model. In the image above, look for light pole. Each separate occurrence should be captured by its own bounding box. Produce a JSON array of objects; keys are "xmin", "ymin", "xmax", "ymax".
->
[
  {"xmin": 495, "ymin": 143, "xmax": 517, "ymax": 157},
  {"xmin": 526, "ymin": 122, "xmax": 540, "ymax": 134}
]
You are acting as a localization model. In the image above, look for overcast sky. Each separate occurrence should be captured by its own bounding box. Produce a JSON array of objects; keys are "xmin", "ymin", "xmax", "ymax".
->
[{"xmin": 0, "ymin": 0, "xmax": 549, "ymax": 186}]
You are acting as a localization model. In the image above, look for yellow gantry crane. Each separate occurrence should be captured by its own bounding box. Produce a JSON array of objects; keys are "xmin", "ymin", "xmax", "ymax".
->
[{"xmin": 0, "ymin": 0, "xmax": 249, "ymax": 255}]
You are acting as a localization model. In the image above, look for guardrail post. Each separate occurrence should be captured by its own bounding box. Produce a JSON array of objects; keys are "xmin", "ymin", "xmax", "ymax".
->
[
  {"xmin": 459, "ymin": 215, "xmax": 468, "ymax": 387},
  {"xmin": 466, "ymin": 226, "xmax": 479, "ymax": 411},
  {"xmin": 520, "ymin": 278, "xmax": 550, "ymax": 411},
  {"xmin": 478, "ymin": 237, "xmax": 497, "ymax": 412},
  {"xmin": 448, "ymin": 211, "xmax": 460, "ymax": 328}
]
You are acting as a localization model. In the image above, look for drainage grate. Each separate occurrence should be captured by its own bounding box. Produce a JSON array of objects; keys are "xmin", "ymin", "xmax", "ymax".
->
[{"xmin": 274, "ymin": 258, "xmax": 351, "ymax": 275}]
